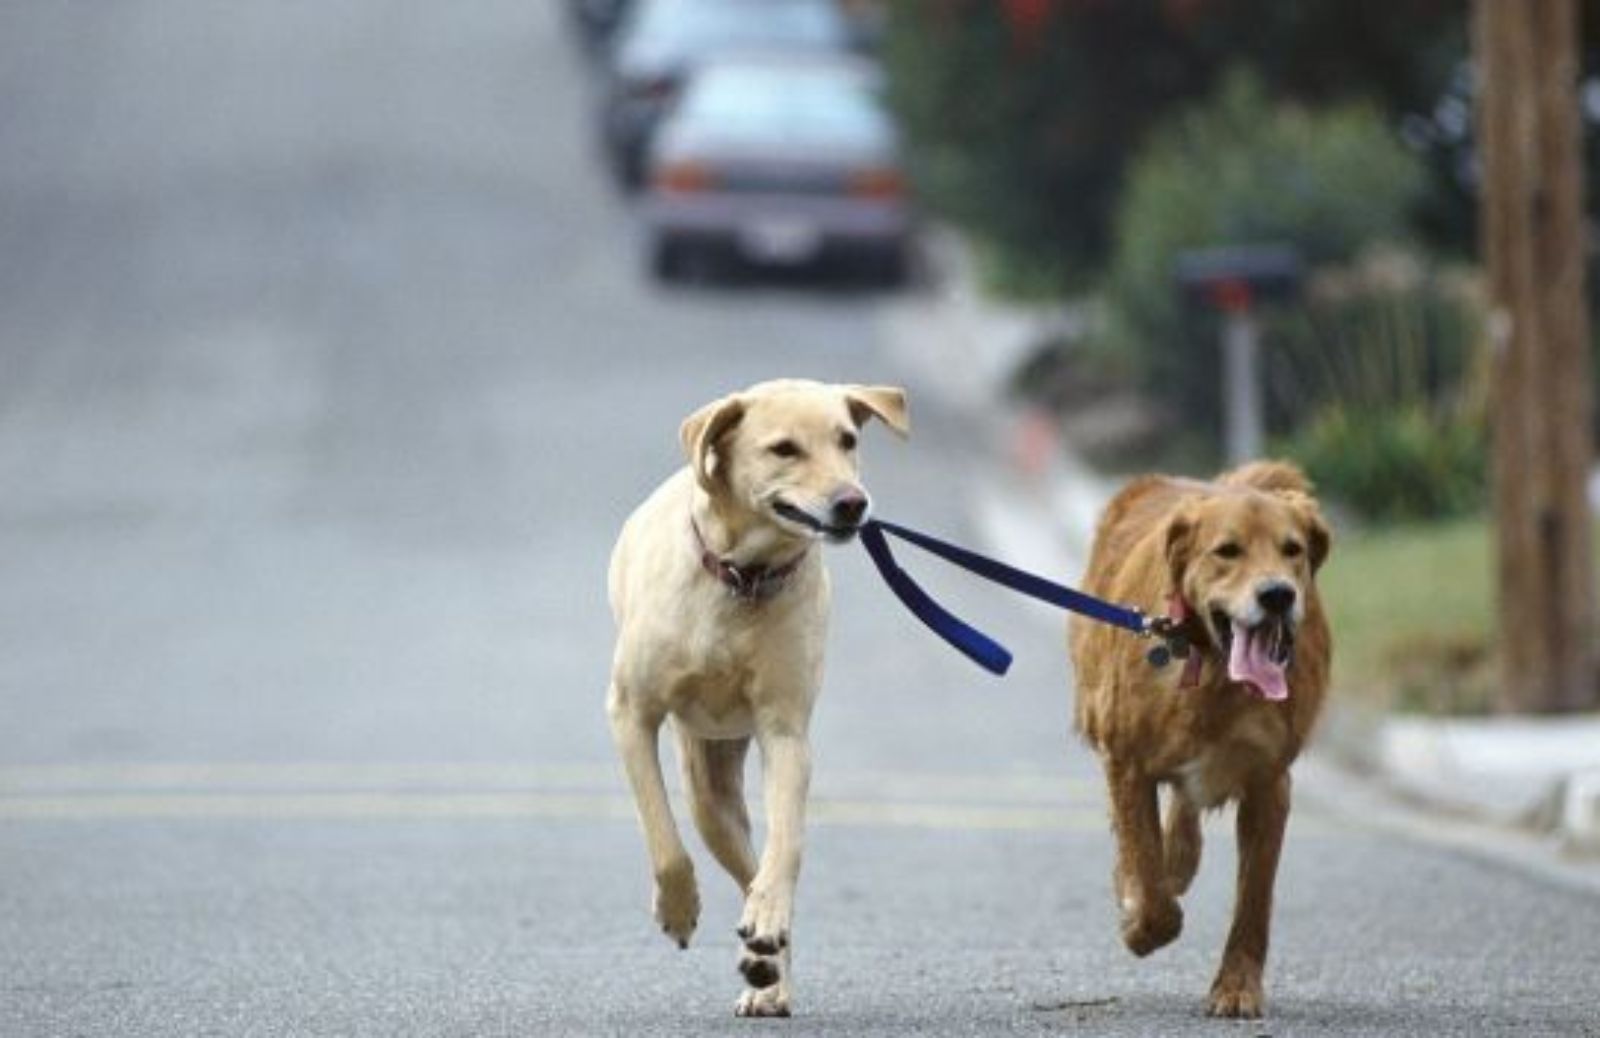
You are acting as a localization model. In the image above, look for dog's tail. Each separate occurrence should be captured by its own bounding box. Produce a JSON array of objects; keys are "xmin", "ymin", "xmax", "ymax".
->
[{"xmin": 1218, "ymin": 459, "xmax": 1314, "ymax": 496}]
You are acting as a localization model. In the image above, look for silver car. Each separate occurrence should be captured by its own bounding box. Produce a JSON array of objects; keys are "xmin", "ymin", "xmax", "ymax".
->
[
  {"xmin": 602, "ymin": 0, "xmax": 852, "ymax": 189},
  {"xmin": 642, "ymin": 53, "xmax": 910, "ymax": 284}
]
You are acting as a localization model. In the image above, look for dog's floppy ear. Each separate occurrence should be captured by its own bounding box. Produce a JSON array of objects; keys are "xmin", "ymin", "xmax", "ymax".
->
[
  {"xmin": 1306, "ymin": 509, "xmax": 1331, "ymax": 573},
  {"xmin": 1163, "ymin": 506, "xmax": 1198, "ymax": 593},
  {"xmin": 679, "ymin": 394, "xmax": 746, "ymax": 493},
  {"xmin": 1291, "ymin": 494, "xmax": 1332, "ymax": 574},
  {"xmin": 843, "ymin": 385, "xmax": 910, "ymax": 438}
]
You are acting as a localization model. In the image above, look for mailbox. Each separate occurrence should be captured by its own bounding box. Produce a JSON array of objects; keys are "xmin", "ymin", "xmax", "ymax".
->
[
  {"xmin": 1175, "ymin": 245, "xmax": 1302, "ymax": 313},
  {"xmin": 1173, "ymin": 244, "xmax": 1302, "ymax": 464}
]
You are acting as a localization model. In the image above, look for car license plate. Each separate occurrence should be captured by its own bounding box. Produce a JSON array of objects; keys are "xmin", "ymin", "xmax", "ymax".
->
[{"xmin": 739, "ymin": 219, "xmax": 821, "ymax": 264}]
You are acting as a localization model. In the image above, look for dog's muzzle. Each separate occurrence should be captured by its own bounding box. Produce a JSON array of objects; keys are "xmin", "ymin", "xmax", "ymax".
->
[{"xmin": 773, "ymin": 492, "xmax": 871, "ymax": 543}]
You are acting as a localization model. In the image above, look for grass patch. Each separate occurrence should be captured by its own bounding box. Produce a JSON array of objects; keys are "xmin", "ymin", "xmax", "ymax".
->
[{"xmin": 1321, "ymin": 517, "xmax": 1496, "ymax": 714}]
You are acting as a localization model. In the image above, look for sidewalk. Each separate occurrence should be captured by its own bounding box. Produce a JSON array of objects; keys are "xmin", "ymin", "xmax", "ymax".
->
[{"xmin": 880, "ymin": 227, "xmax": 1600, "ymax": 872}]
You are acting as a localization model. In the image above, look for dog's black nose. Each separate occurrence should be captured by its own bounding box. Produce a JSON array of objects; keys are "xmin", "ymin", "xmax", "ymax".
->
[
  {"xmin": 1257, "ymin": 583, "xmax": 1297, "ymax": 616},
  {"xmin": 830, "ymin": 492, "xmax": 868, "ymax": 528}
]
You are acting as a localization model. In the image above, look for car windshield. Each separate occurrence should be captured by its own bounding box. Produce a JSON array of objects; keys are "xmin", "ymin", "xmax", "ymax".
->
[
  {"xmin": 626, "ymin": 0, "xmax": 847, "ymax": 56},
  {"xmin": 678, "ymin": 64, "xmax": 890, "ymax": 146}
]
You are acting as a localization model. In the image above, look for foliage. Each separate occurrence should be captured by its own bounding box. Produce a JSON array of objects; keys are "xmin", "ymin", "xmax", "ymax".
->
[
  {"xmin": 881, "ymin": 0, "xmax": 1462, "ymax": 289},
  {"xmin": 1269, "ymin": 248, "xmax": 1488, "ymax": 521},
  {"xmin": 882, "ymin": 2, "xmax": 1196, "ymax": 288},
  {"xmin": 973, "ymin": 239, "xmax": 1078, "ymax": 302},
  {"xmin": 1103, "ymin": 71, "xmax": 1428, "ymax": 446},
  {"xmin": 1286, "ymin": 404, "xmax": 1484, "ymax": 522}
]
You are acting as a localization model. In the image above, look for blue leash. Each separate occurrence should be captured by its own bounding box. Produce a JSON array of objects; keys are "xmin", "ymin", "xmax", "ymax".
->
[{"xmin": 858, "ymin": 518, "xmax": 1167, "ymax": 676}]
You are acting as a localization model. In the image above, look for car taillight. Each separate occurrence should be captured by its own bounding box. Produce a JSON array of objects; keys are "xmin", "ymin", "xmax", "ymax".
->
[
  {"xmin": 630, "ymin": 75, "xmax": 678, "ymax": 101},
  {"xmin": 848, "ymin": 168, "xmax": 905, "ymax": 199},
  {"xmin": 654, "ymin": 162, "xmax": 715, "ymax": 194}
]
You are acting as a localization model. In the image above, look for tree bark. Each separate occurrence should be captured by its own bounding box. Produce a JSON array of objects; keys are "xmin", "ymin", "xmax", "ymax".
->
[{"xmin": 1475, "ymin": 0, "xmax": 1597, "ymax": 712}]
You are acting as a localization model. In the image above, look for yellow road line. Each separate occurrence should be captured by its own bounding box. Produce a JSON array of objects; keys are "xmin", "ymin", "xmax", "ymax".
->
[
  {"xmin": 0, "ymin": 763, "xmax": 1341, "ymax": 834},
  {"xmin": 0, "ymin": 760, "xmax": 1100, "ymax": 803},
  {"xmin": 0, "ymin": 791, "xmax": 633, "ymax": 822},
  {"xmin": 0, "ymin": 790, "xmax": 1109, "ymax": 831},
  {"xmin": 0, "ymin": 760, "xmax": 1119, "ymax": 829},
  {"xmin": 0, "ymin": 761, "xmax": 618, "ymax": 791}
]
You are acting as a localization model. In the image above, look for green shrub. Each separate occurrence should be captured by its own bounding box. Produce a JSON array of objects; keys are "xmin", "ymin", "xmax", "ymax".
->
[
  {"xmin": 1270, "ymin": 248, "xmax": 1487, "ymax": 521},
  {"xmin": 1265, "ymin": 249, "xmax": 1482, "ymax": 424},
  {"xmin": 1285, "ymin": 403, "xmax": 1484, "ymax": 521},
  {"xmin": 1104, "ymin": 70, "xmax": 1428, "ymax": 443}
]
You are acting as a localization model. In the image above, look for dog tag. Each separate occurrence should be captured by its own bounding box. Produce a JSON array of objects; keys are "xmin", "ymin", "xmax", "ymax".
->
[{"xmin": 1146, "ymin": 644, "xmax": 1172, "ymax": 668}]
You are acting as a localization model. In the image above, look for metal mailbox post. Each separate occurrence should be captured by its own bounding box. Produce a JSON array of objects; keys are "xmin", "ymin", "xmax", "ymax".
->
[{"xmin": 1174, "ymin": 245, "xmax": 1302, "ymax": 465}]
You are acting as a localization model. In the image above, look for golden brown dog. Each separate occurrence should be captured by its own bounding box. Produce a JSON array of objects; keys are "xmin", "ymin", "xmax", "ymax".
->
[{"xmin": 1069, "ymin": 461, "xmax": 1331, "ymax": 1018}]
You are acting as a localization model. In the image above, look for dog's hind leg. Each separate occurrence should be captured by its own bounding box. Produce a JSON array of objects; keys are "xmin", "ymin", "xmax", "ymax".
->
[
  {"xmin": 678, "ymin": 730, "xmax": 758, "ymax": 890},
  {"xmin": 608, "ymin": 684, "xmax": 699, "ymax": 950},
  {"xmin": 1208, "ymin": 771, "xmax": 1290, "ymax": 1019},
  {"xmin": 1162, "ymin": 790, "xmax": 1203, "ymax": 897}
]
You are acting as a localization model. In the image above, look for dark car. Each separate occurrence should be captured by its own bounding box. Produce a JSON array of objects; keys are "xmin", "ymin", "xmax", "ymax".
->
[
  {"xmin": 601, "ymin": 0, "xmax": 852, "ymax": 189},
  {"xmin": 642, "ymin": 53, "xmax": 911, "ymax": 284},
  {"xmin": 567, "ymin": 0, "xmax": 634, "ymax": 55}
]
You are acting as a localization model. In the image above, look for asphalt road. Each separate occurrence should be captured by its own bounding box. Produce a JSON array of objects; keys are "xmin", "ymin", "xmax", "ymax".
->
[{"xmin": 1, "ymin": 4, "xmax": 1597, "ymax": 1035}]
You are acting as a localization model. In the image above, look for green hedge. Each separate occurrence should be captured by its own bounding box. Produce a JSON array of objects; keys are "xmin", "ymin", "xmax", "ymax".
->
[
  {"xmin": 1273, "ymin": 263, "xmax": 1487, "ymax": 521},
  {"xmin": 1104, "ymin": 70, "xmax": 1427, "ymax": 435},
  {"xmin": 1287, "ymin": 404, "xmax": 1484, "ymax": 522}
]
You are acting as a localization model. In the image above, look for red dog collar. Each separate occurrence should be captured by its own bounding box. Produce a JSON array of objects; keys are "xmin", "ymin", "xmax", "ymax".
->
[
  {"xmin": 692, "ymin": 519, "xmax": 808, "ymax": 601},
  {"xmin": 1166, "ymin": 593, "xmax": 1205, "ymax": 688}
]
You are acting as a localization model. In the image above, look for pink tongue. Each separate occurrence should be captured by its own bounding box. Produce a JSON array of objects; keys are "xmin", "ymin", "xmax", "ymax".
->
[{"xmin": 1228, "ymin": 621, "xmax": 1289, "ymax": 701}]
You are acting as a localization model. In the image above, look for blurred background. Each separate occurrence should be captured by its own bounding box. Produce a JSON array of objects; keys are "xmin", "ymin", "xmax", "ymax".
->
[{"xmin": 2, "ymin": 1, "xmax": 1599, "ymax": 1034}]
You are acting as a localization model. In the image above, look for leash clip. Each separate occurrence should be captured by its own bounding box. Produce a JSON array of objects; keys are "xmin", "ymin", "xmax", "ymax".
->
[{"xmin": 1140, "ymin": 613, "xmax": 1192, "ymax": 669}]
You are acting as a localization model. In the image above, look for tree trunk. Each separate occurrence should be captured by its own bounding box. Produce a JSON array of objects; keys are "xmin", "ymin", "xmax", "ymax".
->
[{"xmin": 1475, "ymin": 0, "xmax": 1597, "ymax": 713}]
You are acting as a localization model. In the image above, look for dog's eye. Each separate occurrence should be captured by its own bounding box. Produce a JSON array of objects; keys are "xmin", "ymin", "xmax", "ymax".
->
[
  {"xmin": 839, "ymin": 431, "xmax": 857, "ymax": 451},
  {"xmin": 1283, "ymin": 540, "xmax": 1304, "ymax": 558},
  {"xmin": 768, "ymin": 440, "xmax": 803, "ymax": 460},
  {"xmin": 1213, "ymin": 542, "xmax": 1243, "ymax": 560}
]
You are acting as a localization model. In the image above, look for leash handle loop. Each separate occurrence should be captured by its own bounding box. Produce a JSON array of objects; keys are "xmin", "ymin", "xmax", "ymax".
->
[{"xmin": 858, "ymin": 523, "xmax": 1014, "ymax": 675}]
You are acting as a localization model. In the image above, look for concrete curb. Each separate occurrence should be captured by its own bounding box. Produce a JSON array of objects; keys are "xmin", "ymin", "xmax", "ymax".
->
[
  {"xmin": 883, "ymin": 226, "xmax": 1600, "ymax": 872},
  {"xmin": 1373, "ymin": 715, "xmax": 1600, "ymax": 852},
  {"xmin": 1554, "ymin": 769, "xmax": 1600, "ymax": 853},
  {"xmin": 1294, "ymin": 753, "xmax": 1600, "ymax": 898}
]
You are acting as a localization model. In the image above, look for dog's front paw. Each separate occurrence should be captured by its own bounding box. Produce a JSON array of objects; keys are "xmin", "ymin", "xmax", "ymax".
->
[
  {"xmin": 1207, "ymin": 965, "xmax": 1264, "ymax": 1018},
  {"xmin": 736, "ymin": 884, "xmax": 791, "ymax": 956},
  {"xmin": 653, "ymin": 857, "xmax": 700, "ymax": 949},
  {"xmin": 735, "ymin": 986, "xmax": 791, "ymax": 1018},
  {"xmin": 1120, "ymin": 897, "xmax": 1183, "ymax": 957}
]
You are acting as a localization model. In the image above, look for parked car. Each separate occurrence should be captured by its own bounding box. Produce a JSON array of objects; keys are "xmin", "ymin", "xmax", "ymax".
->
[
  {"xmin": 641, "ymin": 53, "xmax": 911, "ymax": 284},
  {"xmin": 567, "ymin": 0, "xmax": 633, "ymax": 55},
  {"xmin": 601, "ymin": 0, "xmax": 853, "ymax": 189}
]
